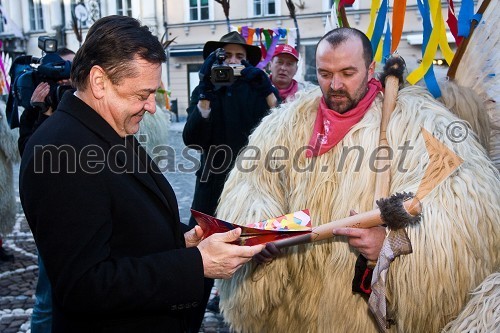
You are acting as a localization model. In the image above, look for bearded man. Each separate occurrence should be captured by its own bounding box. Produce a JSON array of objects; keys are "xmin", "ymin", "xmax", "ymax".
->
[{"xmin": 216, "ymin": 27, "xmax": 499, "ymax": 333}]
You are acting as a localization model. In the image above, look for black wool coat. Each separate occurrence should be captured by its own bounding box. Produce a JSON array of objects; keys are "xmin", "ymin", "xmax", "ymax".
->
[{"xmin": 20, "ymin": 92, "xmax": 205, "ymax": 333}]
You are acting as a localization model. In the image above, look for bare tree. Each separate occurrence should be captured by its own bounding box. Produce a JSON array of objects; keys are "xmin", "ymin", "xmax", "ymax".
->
[
  {"xmin": 71, "ymin": 12, "xmax": 83, "ymax": 47},
  {"xmin": 215, "ymin": 0, "xmax": 231, "ymax": 33},
  {"xmin": 285, "ymin": 0, "xmax": 301, "ymax": 50}
]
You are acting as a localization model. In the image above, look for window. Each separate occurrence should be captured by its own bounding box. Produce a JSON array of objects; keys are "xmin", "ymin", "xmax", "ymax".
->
[
  {"xmin": 29, "ymin": 0, "xmax": 44, "ymax": 31},
  {"xmin": 304, "ymin": 44, "xmax": 318, "ymax": 85},
  {"xmin": 253, "ymin": 0, "xmax": 276, "ymax": 16},
  {"xmin": 324, "ymin": 0, "xmax": 358, "ymax": 11},
  {"xmin": 71, "ymin": 0, "xmax": 89, "ymax": 28},
  {"xmin": 189, "ymin": 0, "xmax": 209, "ymax": 21},
  {"xmin": 0, "ymin": 10, "xmax": 4, "ymax": 33},
  {"xmin": 117, "ymin": 0, "xmax": 132, "ymax": 17}
]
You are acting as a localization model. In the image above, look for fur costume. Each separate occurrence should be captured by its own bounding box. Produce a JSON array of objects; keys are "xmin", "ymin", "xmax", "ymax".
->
[
  {"xmin": 135, "ymin": 105, "xmax": 171, "ymax": 157},
  {"xmin": 442, "ymin": 272, "xmax": 500, "ymax": 333},
  {"xmin": 449, "ymin": 1, "xmax": 499, "ymax": 170},
  {"xmin": 0, "ymin": 104, "xmax": 20, "ymax": 235},
  {"xmin": 216, "ymin": 86, "xmax": 500, "ymax": 333}
]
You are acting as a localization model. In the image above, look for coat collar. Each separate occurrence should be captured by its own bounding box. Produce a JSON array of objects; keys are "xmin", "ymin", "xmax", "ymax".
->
[{"xmin": 57, "ymin": 92, "xmax": 180, "ymax": 225}]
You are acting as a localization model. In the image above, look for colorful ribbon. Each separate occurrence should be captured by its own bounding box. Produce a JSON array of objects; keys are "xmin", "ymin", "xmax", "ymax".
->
[
  {"xmin": 430, "ymin": 0, "xmax": 454, "ymax": 66},
  {"xmin": 382, "ymin": 21, "xmax": 392, "ymax": 64},
  {"xmin": 366, "ymin": 0, "xmax": 380, "ymax": 39},
  {"xmin": 391, "ymin": 0, "xmax": 407, "ymax": 52},
  {"xmin": 0, "ymin": 42, "xmax": 10, "ymax": 94},
  {"xmin": 417, "ymin": 0, "xmax": 441, "ymax": 98},
  {"xmin": 446, "ymin": 0, "xmax": 463, "ymax": 46},
  {"xmin": 257, "ymin": 28, "xmax": 282, "ymax": 69},
  {"xmin": 370, "ymin": 0, "xmax": 388, "ymax": 58},
  {"xmin": 407, "ymin": 0, "xmax": 454, "ymax": 86},
  {"xmin": 457, "ymin": 0, "xmax": 474, "ymax": 38}
]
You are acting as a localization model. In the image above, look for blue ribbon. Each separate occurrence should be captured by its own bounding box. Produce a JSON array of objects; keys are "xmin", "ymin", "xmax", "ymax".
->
[
  {"xmin": 457, "ymin": 0, "xmax": 474, "ymax": 38},
  {"xmin": 278, "ymin": 28, "xmax": 287, "ymax": 38},
  {"xmin": 370, "ymin": 0, "xmax": 388, "ymax": 57},
  {"xmin": 471, "ymin": 13, "xmax": 483, "ymax": 29},
  {"xmin": 417, "ymin": 0, "xmax": 441, "ymax": 98},
  {"xmin": 383, "ymin": 21, "xmax": 391, "ymax": 64}
]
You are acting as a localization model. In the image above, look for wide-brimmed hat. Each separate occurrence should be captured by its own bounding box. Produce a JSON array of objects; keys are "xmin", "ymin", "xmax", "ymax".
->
[{"xmin": 203, "ymin": 31, "xmax": 262, "ymax": 66}]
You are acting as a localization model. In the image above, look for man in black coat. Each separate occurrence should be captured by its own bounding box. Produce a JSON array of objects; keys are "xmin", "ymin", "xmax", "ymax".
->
[
  {"xmin": 183, "ymin": 31, "xmax": 278, "ymax": 227},
  {"xmin": 183, "ymin": 31, "xmax": 279, "ymax": 329},
  {"xmin": 20, "ymin": 15, "xmax": 264, "ymax": 333}
]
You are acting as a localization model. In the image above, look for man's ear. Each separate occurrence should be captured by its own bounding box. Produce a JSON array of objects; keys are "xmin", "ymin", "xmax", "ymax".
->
[
  {"xmin": 368, "ymin": 60, "xmax": 376, "ymax": 80},
  {"xmin": 88, "ymin": 65, "xmax": 106, "ymax": 99}
]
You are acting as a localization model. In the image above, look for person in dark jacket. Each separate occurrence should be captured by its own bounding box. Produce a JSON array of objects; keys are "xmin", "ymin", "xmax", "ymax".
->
[
  {"xmin": 17, "ymin": 47, "xmax": 75, "ymax": 333},
  {"xmin": 19, "ymin": 16, "xmax": 264, "ymax": 333},
  {"xmin": 18, "ymin": 48, "xmax": 75, "ymax": 157},
  {"xmin": 182, "ymin": 30, "xmax": 279, "ymax": 331},
  {"xmin": 183, "ymin": 31, "xmax": 278, "ymax": 227}
]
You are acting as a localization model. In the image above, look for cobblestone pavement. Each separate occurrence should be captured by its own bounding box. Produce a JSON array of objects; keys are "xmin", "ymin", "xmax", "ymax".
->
[{"xmin": 0, "ymin": 121, "xmax": 231, "ymax": 333}]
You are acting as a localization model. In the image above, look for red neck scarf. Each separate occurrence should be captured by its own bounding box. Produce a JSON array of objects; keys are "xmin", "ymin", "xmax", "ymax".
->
[
  {"xmin": 271, "ymin": 75, "xmax": 299, "ymax": 102},
  {"xmin": 306, "ymin": 78, "xmax": 382, "ymax": 158}
]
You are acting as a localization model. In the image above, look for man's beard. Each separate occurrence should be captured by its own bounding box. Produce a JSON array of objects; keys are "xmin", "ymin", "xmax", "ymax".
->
[{"xmin": 325, "ymin": 75, "xmax": 369, "ymax": 113}]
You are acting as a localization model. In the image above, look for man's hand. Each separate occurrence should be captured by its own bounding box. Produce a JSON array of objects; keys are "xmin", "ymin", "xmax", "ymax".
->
[
  {"xmin": 241, "ymin": 60, "xmax": 277, "ymax": 99},
  {"xmin": 333, "ymin": 210, "xmax": 386, "ymax": 261},
  {"xmin": 198, "ymin": 51, "xmax": 217, "ymax": 101},
  {"xmin": 253, "ymin": 242, "xmax": 281, "ymax": 264},
  {"xmin": 31, "ymin": 82, "xmax": 53, "ymax": 115},
  {"xmin": 184, "ymin": 225, "xmax": 205, "ymax": 248},
  {"xmin": 197, "ymin": 228, "xmax": 265, "ymax": 279}
]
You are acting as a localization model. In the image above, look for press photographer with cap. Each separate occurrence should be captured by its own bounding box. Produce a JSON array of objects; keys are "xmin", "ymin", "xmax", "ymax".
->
[
  {"xmin": 18, "ymin": 47, "xmax": 75, "ymax": 156},
  {"xmin": 269, "ymin": 44, "xmax": 315, "ymax": 103},
  {"xmin": 183, "ymin": 31, "xmax": 279, "ymax": 331}
]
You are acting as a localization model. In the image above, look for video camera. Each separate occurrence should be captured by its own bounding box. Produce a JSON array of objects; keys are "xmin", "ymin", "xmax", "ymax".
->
[
  {"xmin": 210, "ymin": 48, "xmax": 245, "ymax": 87},
  {"xmin": 11, "ymin": 36, "xmax": 72, "ymax": 112}
]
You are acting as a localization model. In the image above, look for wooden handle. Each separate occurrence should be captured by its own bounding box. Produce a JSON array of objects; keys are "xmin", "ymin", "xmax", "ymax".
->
[
  {"xmin": 373, "ymin": 72, "xmax": 400, "ymax": 206},
  {"xmin": 273, "ymin": 198, "xmax": 421, "ymax": 249}
]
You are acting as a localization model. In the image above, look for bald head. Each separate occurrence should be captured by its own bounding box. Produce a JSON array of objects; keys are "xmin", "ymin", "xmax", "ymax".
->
[{"xmin": 317, "ymin": 27, "xmax": 373, "ymax": 69}]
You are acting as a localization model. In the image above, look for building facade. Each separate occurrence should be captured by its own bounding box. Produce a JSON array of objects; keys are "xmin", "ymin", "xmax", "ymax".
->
[{"xmin": 1, "ymin": 0, "xmax": 460, "ymax": 118}]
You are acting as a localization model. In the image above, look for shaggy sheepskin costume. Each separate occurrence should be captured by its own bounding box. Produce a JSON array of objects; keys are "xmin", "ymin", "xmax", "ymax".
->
[
  {"xmin": 216, "ymin": 85, "xmax": 500, "ymax": 333},
  {"xmin": 442, "ymin": 272, "xmax": 500, "ymax": 333},
  {"xmin": 0, "ymin": 106, "xmax": 20, "ymax": 236},
  {"xmin": 135, "ymin": 105, "xmax": 171, "ymax": 158}
]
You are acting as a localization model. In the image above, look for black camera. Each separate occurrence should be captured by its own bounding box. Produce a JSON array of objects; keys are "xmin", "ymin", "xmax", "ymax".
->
[
  {"xmin": 210, "ymin": 48, "xmax": 244, "ymax": 87},
  {"xmin": 11, "ymin": 36, "xmax": 72, "ymax": 112}
]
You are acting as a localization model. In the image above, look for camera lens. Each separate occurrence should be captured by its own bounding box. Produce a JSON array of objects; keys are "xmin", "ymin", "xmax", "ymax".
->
[
  {"xmin": 210, "ymin": 65, "xmax": 234, "ymax": 86},
  {"xmin": 215, "ymin": 69, "xmax": 229, "ymax": 81}
]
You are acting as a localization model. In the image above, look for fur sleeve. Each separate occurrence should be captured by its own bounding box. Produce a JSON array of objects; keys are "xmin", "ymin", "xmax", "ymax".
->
[
  {"xmin": 217, "ymin": 88, "xmax": 322, "ymax": 223},
  {"xmin": 0, "ymin": 108, "xmax": 20, "ymax": 163},
  {"xmin": 386, "ymin": 86, "xmax": 500, "ymax": 332}
]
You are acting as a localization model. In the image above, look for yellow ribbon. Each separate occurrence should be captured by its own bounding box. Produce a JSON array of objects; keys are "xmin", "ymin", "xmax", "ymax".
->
[
  {"xmin": 374, "ymin": 36, "xmax": 384, "ymax": 62},
  {"xmin": 431, "ymin": 0, "xmax": 454, "ymax": 64},
  {"xmin": 366, "ymin": 0, "xmax": 380, "ymax": 39},
  {"xmin": 407, "ymin": 0, "xmax": 450, "ymax": 84}
]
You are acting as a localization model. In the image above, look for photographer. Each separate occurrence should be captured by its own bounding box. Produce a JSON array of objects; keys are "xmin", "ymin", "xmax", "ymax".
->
[
  {"xmin": 17, "ymin": 47, "xmax": 74, "ymax": 333},
  {"xmin": 18, "ymin": 47, "xmax": 75, "ymax": 156},
  {"xmin": 182, "ymin": 31, "xmax": 279, "ymax": 332}
]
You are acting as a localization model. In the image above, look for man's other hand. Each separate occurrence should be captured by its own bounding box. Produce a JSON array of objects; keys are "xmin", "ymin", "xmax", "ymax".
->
[
  {"xmin": 253, "ymin": 242, "xmax": 281, "ymax": 264},
  {"xmin": 184, "ymin": 225, "xmax": 205, "ymax": 248},
  {"xmin": 333, "ymin": 210, "xmax": 386, "ymax": 261},
  {"xmin": 197, "ymin": 228, "xmax": 265, "ymax": 279},
  {"xmin": 241, "ymin": 60, "xmax": 276, "ymax": 98}
]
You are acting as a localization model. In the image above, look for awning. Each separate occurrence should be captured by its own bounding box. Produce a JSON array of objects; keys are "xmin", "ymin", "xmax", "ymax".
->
[{"xmin": 169, "ymin": 47, "xmax": 203, "ymax": 57}]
